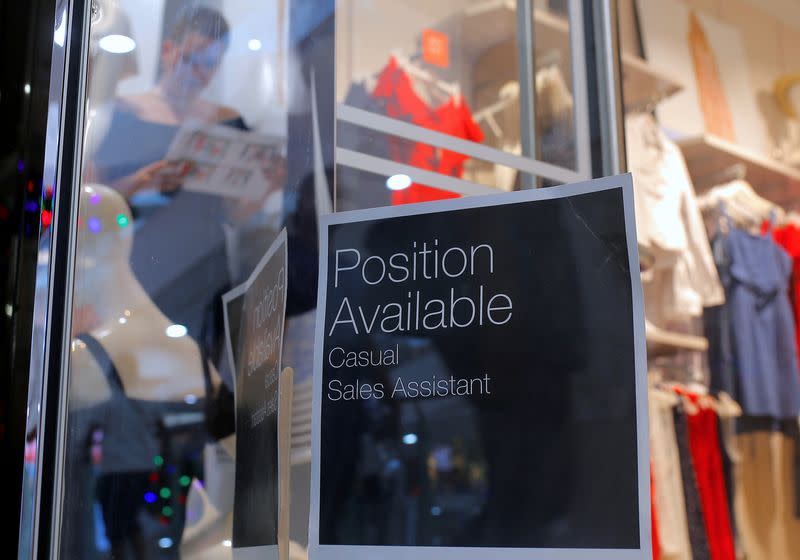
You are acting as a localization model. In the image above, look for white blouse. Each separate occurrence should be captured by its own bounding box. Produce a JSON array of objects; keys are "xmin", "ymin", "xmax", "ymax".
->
[{"xmin": 626, "ymin": 113, "xmax": 725, "ymax": 326}]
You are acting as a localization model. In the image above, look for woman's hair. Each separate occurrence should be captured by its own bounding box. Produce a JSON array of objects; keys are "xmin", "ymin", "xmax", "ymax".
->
[{"xmin": 168, "ymin": 5, "xmax": 231, "ymax": 47}]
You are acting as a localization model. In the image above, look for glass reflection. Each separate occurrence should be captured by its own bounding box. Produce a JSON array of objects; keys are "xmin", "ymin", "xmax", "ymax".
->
[{"xmin": 64, "ymin": 1, "xmax": 289, "ymax": 558}]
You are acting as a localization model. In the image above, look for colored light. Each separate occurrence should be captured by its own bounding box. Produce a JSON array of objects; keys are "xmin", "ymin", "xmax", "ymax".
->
[
  {"xmin": 160, "ymin": 487, "xmax": 171, "ymax": 499},
  {"xmin": 17, "ymin": 160, "xmax": 24, "ymax": 172},
  {"xmin": 153, "ymin": 455, "xmax": 164, "ymax": 467},
  {"xmin": 431, "ymin": 506, "xmax": 442, "ymax": 516},
  {"xmin": 41, "ymin": 210, "xmax": 52, "ymax": 227},
  {"xmin": 144, "ymin": 492, "xmax": 157, "ymax": 504},
  {"xmin": 248, "ymin": 38, "xmax": 262, "ymax": 51},
  {"xmin": 184, "ymin": 394, "xmax": 197, "ymax": 405},
  {"xmin": 116, "ymin": 214, "xmax": 129, "ymax": 228},
  {"xmin": 180, "ymin": 475, "xmax": 192, "ymax": 487},
  {"xmin": 162, "ymin": 506, "xmax": 173, "ymax": 517},
  {"xmin": 166, "ymin": 324, "xmax": 188, "ymax": 338},
  {"xmin": 98, "ymin": 34, "xmax": 136, "ymax": 54},
  {"xmin": 89, "ymin": 193, "xmax": 100, "ymax": 205},
  {"xmin": 386, "ymin": 174, "xmax": 412, "ymax": 191},
  {"xmin": 158, "ymin": 537, "xmax": 173, "ymax": 549},
  {"xmin": 402, "ymin": 433, "xmax": 418, "ymax": 445},
  {"xmin": 87, "ymin": 217, "xmax": 102, "ymax": 233},
  {"xmin": 25, "ymin": 201, "xmax": 39, "ymax": 212}
]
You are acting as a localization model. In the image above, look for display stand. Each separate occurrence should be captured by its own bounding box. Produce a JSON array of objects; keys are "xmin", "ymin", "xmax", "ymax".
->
[{"xmin": 678, "ymin": 134, "xmax": 800, "ymax": 205}]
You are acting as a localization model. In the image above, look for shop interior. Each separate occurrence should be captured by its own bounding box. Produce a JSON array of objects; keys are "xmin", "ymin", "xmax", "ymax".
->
[{"xmin": 34, "ymin": 0, "xmax": 800, "ymax": 559}]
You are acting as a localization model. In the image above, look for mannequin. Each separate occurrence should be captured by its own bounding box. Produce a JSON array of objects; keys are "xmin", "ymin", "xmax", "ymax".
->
[
  {"xmin": 68, "ymin": 183, "xmax": 214, "ymax": 560},
  {"xmin": 71, "ymin": 183, "xmax": 209, "ymax": 405}
]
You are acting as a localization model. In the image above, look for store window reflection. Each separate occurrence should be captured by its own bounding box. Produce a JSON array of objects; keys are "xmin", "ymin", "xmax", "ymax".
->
[
  {"xmin": 63, "ymin": 1, "xmax": 288, "ymax": 558},
  {"xmin": 335, "ymin": 0, "xmax": 580, "ymax": 209}
]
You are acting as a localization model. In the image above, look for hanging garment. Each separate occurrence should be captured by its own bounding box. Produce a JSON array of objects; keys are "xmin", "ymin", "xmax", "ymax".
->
[
  {"xmin": 768, "ymin": 223, "xmax": 800, "ymax": 361},
  {"xmin": 649, "ymin": 389, "xmax": 692, "ymax": 560},
  {"xmin": 372, "ymin": 57, "xmax": 483, "ymax": 206},
  {"xmin": 679, "ymin": 392, "xmax": 735, "ymax": 560},
  {"xmin": 434, "ymin": 96, "xmax": 484, "ymax": 178},
  {"xmin": 625, "ymin": 112, "xmax": 724, "ymax": 327},
  {"xmin": 734, "ymin": 419, "xmax": 800, "ymax": 560},
  {"xmin": 708, "ymin": 224, "xmax": 800, "ymax": 418},
  {"xmin": 674, "ymin": 406, "xmax": 712, "ymax": 560}
]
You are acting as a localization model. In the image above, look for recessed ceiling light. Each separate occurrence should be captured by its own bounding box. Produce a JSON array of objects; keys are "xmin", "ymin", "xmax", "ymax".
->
[
  {"xmin": 386, "ymin": 174, "xmax": 412, "ymax": 191},
  {"xmin": 98, "ymin": 34, "xmax": 136, "ymax": 54}
]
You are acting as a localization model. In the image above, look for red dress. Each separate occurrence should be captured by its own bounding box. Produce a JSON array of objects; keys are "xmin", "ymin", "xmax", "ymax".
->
[
  {"xmin": 372, "ymin": 58, "xmax": 483, "ymax": 205},
  {"xmin": 674, "ymin": 389, "xmax": 735, "ymax": 560}
]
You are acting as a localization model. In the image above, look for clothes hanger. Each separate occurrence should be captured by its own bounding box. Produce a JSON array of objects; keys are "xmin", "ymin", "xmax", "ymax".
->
[
  {"xmin": 474, "ymin": 81, "xmax": 519, "ymax": 135},
  {"xmin": 390, "ymin": 49, "xmax": 460, "ymax": 101},
  {"xmin": 698, "ymin": 171, "xmax": 785, "ymax": 230}
]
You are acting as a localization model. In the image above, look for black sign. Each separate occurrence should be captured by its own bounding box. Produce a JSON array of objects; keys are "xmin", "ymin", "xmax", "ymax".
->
[
  {"xmin": 310, "ymin": 176, "xmax": 649, "ymax": 560},
  {"xmin": 225, "ymin": 229, "xmax": 288, "ymax": 552}
]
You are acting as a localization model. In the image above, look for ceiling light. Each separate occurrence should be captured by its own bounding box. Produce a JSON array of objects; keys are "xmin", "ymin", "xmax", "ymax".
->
[
  {"xmin": 98, "ymin": 34, "xmax": 136, "ymax": 54},
  {"xmin": 166, "ymin": 324, "xmax": 188, "ymax": 338},
  {"xmin": 386, "ymin": 174, "xmax": 412, "ymax": 191}
]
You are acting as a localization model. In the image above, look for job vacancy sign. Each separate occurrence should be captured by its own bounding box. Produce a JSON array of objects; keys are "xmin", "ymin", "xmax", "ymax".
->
[
  {"xmin": 225, "ymin": 228, "xmax": 287, "ymax": 560},
  {"xmin": 309, "ymin": 175, "xmax": 650, "ymax": 560}
]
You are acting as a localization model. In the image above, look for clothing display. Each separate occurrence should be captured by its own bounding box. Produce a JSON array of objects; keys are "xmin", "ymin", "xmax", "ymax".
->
[
  {"xmin": 706, "ymin": 222, "xmax": 800, "ymax": 418},
  {"xmin": 673, "ymin": 402, "xmax": 712, "ymax": 560},
  {"xmin": 679, "ymin": 391, "xmax": 736, "ymax": 560},
  {"xmin": 649, "ymin": 389, "xmax": 692, "ymax": 560},
  {"xmin": 371, "ymin": 56, "xmax": 483, "ymax": 205},
  {"xmin": 625, "ymin": 112, "xmax": 724, "ymax": 328},
  {"xmin": 768, "ymin": 223, "xmax": 800, "ymax": 360}
]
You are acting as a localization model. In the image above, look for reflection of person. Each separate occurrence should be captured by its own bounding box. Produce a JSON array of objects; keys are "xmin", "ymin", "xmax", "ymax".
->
[
  {"xmin": 88, "ymin": 5, "xmax": 283, "ymax": 360},
  {"xmin": 89, "ymin": 6, "xmax": 246, "ymax": 196}
]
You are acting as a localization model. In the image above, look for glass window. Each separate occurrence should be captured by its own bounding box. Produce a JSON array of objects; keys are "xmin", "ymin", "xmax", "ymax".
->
[
  {"xmin": 335, "ymin": 0, "xmax": 586, "ymax": 207},
  {"xmin": 61, "ymin": 1, "xmax": 290, "ymax": 557}
]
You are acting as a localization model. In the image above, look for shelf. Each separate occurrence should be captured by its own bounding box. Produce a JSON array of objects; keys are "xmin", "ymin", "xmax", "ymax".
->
[
  {"xmin": 677, "ymin": 134, "xmax": 800, "ymax": 206},
  {"xmin": 435, "ymin": 4, "xmax": 682, "ymax": 113},
  {"xmin": 432, "ymin": 2, "xmax": 570, "ymax": 64},
  {"xmin": 620, "ymin": 53, "xmax": 684, "ymax": 112},
  {"xmin": 646, "ymin": 322, "xmax": 709, "ymax": 358}
]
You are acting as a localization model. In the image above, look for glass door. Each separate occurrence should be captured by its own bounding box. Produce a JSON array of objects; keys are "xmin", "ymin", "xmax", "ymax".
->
[{"xmin": 20, "ymin": 0, "xmax": 624, "ymax": 558}]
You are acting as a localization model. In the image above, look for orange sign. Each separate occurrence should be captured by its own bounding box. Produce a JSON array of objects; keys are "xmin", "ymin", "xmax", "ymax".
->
[{"xmin": 422, "ymin": 29, "xmax": 449, "ymax": 68}]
